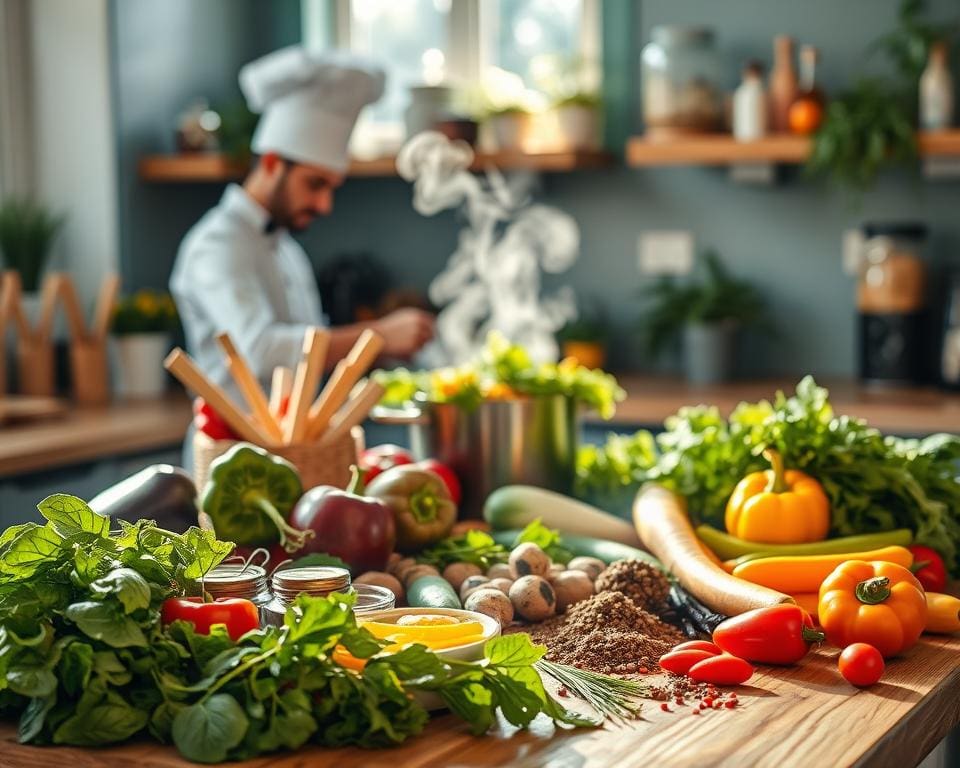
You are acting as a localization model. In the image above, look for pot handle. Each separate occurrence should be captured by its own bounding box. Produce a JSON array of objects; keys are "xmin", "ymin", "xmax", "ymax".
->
[{"xmin": 369, "ymin": 403, "xmax": 430, "ymax": 426}]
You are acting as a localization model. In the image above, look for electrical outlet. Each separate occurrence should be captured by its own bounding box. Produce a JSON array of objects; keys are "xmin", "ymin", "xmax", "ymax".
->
[
  {"xmin": 842, "ymin": 228, "xmax": 864, "ymax": 276},
  {"xmin": 638, "ymin": 231, "xmax": 694, "ymax": 276}
]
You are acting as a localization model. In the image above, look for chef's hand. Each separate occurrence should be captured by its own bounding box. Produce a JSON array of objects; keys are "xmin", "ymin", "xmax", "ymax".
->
[{"xmin": 374, "ymin": 308, "xmax": 435, "ymax": 359}]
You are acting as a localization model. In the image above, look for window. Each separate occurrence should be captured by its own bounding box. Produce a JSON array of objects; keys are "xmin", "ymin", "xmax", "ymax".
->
[{"xmin": 302, "ymin": 0, "xmax": 601, "ymax": 154}]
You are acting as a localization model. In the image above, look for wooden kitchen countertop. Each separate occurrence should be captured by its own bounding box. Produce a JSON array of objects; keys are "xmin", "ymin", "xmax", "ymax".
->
[
  {"xmin": 604, "ymin": 376, "xmax": 960, "ymax": 436},
  {"xmin": 2, "ymin": 635, "xmax": 958, "ymax": 767},
  {"xmin": 0, "ymin": 395, "xmax": 192, "ymax": 478}
]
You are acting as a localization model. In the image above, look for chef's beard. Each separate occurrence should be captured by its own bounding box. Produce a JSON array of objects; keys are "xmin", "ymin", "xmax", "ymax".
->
[{"xmin": 267, "ymin": 172, "xmax": 315, "ymax": 233}]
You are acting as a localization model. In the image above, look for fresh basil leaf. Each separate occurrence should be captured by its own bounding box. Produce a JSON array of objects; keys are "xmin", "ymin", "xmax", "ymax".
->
[
  {"xmin": 92, "ymin": 650, "xmax": 131, "ymax": 683},
  {"xmin": 376, "ymin": 643, "xmax": 446, "ymax": 682},
  {"xmin": 179, "ymin": 529, "xmax": 233, "ymax": 580},
  {"xmin": 173, "ymin": 694, "xmax": 249, "ymax": 763},
  {"xmin": 439, "ymin": 679, "xmax": 494, "ymax": 735},
  {"xmin": 7, "ymin": 665, "xmax": 57, "ymax": 698},
  {"xmin": 484, "ymin": 633, "xmax": 546, "ymax": 667},
  {"xmin": 64, "ymin": 602, "xmax": 146, "ymax": 648},
  {"xmin": 286, "ymin": 593, "xmax": 354, "ymax": 644},
  {"xmin": 201, "ymin": 646, "xmax": 261, "ymax": 680},
  {"xmin": 59, "ymin": 642, "xmax": 94, "ymax": 697},
  {"xmin": 0, "ymin": 524, "xmax": 64, "ymax": 577},
  {"xmin": 514, "ymin": 519, "xmax": 573, "ymax": 565},
  {"xmin": 38, "ymin": 495, "xmax": 110, "ymax": 538},
  {"xmin": 17, "ymin": 693, "xmax": 56, "ymax": 742},
  {"xmin": 0, "ymin": 523, "xmax": 33, "ymax": 550},
  {"xmin": 338, "ymin": 627, "xmax": 383, "ymax": 659},
  {"xmin": 485, "ymin": 672, "xmax": 543, "ymax": 728},
  {"xmin": 254, "ymin": 707, "xmax": 317, "ymax": 752},
  {"xmin": 167, "ymin": 622, "xmax": 235, "ymax": 670},
  {"xmin": 149, "ymin": 700, "xmax": 185, "ymax": 743},
  {"xmin": 53, "ymin": 702, "xmax": 148, "ymax": 746},
  {"xmin": 89, "ymin": 568, "xmax": 151, "ymax": 613}
]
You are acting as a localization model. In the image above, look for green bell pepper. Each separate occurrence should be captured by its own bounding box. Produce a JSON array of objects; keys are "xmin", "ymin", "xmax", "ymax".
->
[{"xmin": 200, "ymin": 443, "xmax": 310, "ymax": 552}]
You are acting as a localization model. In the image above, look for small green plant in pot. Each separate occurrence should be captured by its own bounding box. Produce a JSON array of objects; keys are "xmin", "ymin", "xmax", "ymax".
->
[
  {"xmin": 639, "ymin": 251, "xmax": 770, "ymax": 384},
  {"xmin": 0, "ymin": 198, "xmax": 65, "ymax": 293},
  {"xmin": 111, "ymin": 290, "xmax": 179, "ymax": 398},
  {"xmin": 559, "ymin": 301, "xmax": 609, "ymax": 369}
]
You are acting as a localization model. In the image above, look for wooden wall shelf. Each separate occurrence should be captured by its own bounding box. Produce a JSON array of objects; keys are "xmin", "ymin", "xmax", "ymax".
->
[
  {"xmin": 138, "ymin": 149, "xmax": 613, "ymax": 183},
  {"xmin": 626, "ymin": 130, "xmax": 960, "ymax": 167}
]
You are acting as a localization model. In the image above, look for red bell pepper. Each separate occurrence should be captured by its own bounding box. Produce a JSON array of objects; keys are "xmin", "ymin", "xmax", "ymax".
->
[
  {"xmin": 416, "ymin": 459, "xmax": 462, "ymax": 505},
  {"xmin": 358, "ymin": 445, "xmax": 414, "ymax": 483},
  {"xmin": 908, "ymin": 545, "xmax": 947, "ymax": 593},
  {"xmin": 712, "ymin": 604, "xmax": 825, "ymax": 665},
  {"xmin": 193, "ymin": 397, "xmax": 239, "ymax": 441},
  {"xmin": 160, "ymin": 596, "xmax": 259, "ymax": 640}
]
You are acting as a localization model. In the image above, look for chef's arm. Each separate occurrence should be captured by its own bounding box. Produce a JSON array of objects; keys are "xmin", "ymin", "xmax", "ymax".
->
[{"xmin": 327, "ymin": 308, "xmax": 435, "ymax": 367}]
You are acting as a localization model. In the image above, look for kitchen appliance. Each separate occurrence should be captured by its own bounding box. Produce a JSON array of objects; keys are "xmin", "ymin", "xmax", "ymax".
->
[
  {"xmin": 940, "ymin": 271, "xmax": 960, "ymax": 388},
  {"xmin": 373, "ymin": 395, "xmax": 578, "ymax": 518},
  {"xmin": 857, "ymin": 223, "xmax": 927, "ymax": 385}
]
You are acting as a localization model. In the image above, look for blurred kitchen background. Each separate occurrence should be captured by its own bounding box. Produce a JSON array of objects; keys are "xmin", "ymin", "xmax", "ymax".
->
[{"xmin": 2, "ymin": 0, "xmax": 960, "ymax": 517}]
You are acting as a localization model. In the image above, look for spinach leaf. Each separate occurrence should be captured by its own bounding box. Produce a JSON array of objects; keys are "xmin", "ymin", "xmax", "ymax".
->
[
  {"xmin": 89, "ymin": 568, "xmax": 151, "ymax": 613},
  {"xmin": 38, "ymin": 495, "xmax": 110, "ymax": 539},
  {"xmin": 173, "ymin": 694, "xmax": 249, "ymax": 764},
  {"xmin": 17, "ymin": 693, "xmax": 55, "ymax": 742},
  {"xmin": 0, "ymin": 524, "xmax": 64, "ymax": 578},
  {"xmin": 53, "ymin": 702, "xmax": 148, "ymax": 746},
  {"xmin": 178, "ymin": 529, "xmax": 233, "ymax": 581},
  {"xmin": 59, "ymin": 641, "xmax": 94, "ymax": 696},
  {"xmin": 64, "ymin": 602, "xmax": 146, "ymax": 648},
  {"xmin": 7, "ymin": 665, "xmax": 58, "ymax": 698}
]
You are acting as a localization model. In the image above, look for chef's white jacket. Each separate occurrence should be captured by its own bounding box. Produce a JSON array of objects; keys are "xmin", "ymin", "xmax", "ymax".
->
[{"xmin": 170, "ymin": 184, "xmax": 324, "ymax": 399}]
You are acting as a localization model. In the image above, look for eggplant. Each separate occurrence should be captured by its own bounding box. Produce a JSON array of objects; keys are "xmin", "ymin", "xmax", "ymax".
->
[{"xmin": 89, "ymin": 465, "xmax": 198, "ymax": 532}]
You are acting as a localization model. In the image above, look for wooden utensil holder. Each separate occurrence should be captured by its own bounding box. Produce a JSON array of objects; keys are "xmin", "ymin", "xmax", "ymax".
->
[
  {"xmin": 16, "ymin": 340, "xmax": 56, "ymax": 397},
  {"xmin": 192, "ymin": 427, "xmax": 363, "ymax": 493},
  {"xmin": 70, "ymin": 339, "xmax": 109, "ymax": 405}
]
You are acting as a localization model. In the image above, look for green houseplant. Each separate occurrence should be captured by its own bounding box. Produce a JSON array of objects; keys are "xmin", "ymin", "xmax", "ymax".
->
[
  {"xmin": 558, "ymin": 301, "xmax": 609, "ymax": 369},
  {"xmin": 0, "ymin": 198, "xmax": 65, "ymax": 293},
  {"xmin": 111, "ymin": 290, "xmax": 179, "ymax": 398},
  {"xmin": 639, "ymin": 250, "xmax": 770, "ymax": 383}
]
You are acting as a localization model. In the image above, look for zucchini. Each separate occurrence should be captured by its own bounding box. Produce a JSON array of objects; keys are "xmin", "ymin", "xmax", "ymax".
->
[
  {"xmin": 696, "ymin": 525, "xmax": 914, "ymax": 561},
  {"xmin": 491, "ymin": 529, "xmax": 662, "ymax": 570},
  {"xmin": 406, "ymin": 575, "xmax": 461, "ymax": 609},
  {"xmin": 483, "ymin": 486, "xmax": 642, "ymax": 546}
]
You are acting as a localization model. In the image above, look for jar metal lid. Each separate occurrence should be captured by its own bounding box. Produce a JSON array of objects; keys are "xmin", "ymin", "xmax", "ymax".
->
[
  {"xmin": 271, "ymin": 566, "xmax": 351, "ymax": 602},
  {"xmin": 205, "ymin": 564, "xmax": 268, "ymax": 600}
]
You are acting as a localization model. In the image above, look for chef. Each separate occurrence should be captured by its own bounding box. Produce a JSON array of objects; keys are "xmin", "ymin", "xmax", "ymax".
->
[{"xmin": 171, "ymin": 46, "xmax": 434, "ymax": 404}]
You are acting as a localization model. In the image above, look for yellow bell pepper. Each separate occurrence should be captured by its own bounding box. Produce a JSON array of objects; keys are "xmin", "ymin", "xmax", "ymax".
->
[
  {"xmin": 924, "ymin": 592, "xmax": 960, "ymax": 634},
  {"xmin": 725, "ymin": 449, "xmax": 830, "ymax": 544}
]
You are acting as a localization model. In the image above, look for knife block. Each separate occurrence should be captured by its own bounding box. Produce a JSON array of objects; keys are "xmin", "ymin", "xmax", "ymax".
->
[
  {"xmin": 16, "ymin": 340, "xmax": 56, "ymax": 397},
  {"xmin": 70, "ymin": 338, "xmax": 109, "ymax": 405}
]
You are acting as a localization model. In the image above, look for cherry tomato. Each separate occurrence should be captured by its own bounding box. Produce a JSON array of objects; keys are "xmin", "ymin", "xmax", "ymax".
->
[
  {"xmin": 193, "ymin": 397, "xmax": 239, "ymax": 441},
  {"xmin": 160, "ymin": 597, "xmax": 259, "ymax": 641},
  {"xmin": 687, "ymin": 654, "xmax": 754, "ymax": 686},
  {"xmin": 416, "ymin": 459, "xmax": 462, "ymax": 505},
  {"xmin": 659, "ymin": 649, "xmax": 718, "ymax": 675},
  {"xmin": 908, "ymin": 545, "xmax": 947, "ymax": 593},
  {"xmin": 671, "ymin": 640, "xmax": 722, "ymax": 656},
  {"xmin": 838, "ymin": 643, "xmax": 885, "ymax": 687},
  {"xmin": 358, "ymin": 445, "xmax": 414, "ymax": 483}
]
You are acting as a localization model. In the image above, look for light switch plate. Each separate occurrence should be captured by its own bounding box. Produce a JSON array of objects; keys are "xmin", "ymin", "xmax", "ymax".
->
[
  {"xmin": 638, "ymin": 231, "xmax": 694, "ymax": 275},
  {"xmin": 842, "ymin": 228, "xmax": 864, "ymax": 276}
]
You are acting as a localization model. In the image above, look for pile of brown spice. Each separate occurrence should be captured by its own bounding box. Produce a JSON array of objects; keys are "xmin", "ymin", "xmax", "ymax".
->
[
  {"xmin": 595, "ymin": 559, "xmax": 671, "ymax": 613},
  {"xmin": 525, "ymin": 591, "xmax": 684, "ymax": 675}
]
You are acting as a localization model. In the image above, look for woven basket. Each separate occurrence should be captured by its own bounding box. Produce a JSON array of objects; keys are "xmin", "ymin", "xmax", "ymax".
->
[{"xmin": 192, "ymin": 428, "xmax": 364, "ymax": 493}]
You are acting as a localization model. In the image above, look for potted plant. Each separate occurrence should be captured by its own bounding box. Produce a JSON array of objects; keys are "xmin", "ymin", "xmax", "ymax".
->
[
  {"xmin": 558, "ymin": 301, "xmax": 608, "ymax": 369},
  {"xmin": 553, "ymin": 92, "xmax": 603, "ymax": 150},
  {"xmin": 0, "ymin": 198, "xmax": 65, "ymax": 313},
  {"xmin": 111, "ymin": 289, "xmax": 179, "ymax": 397},
  {"xmin": 639, "ymin": 250, "xmax": 770, "ymax": 384},
  {"xmin": 485, "ymin": 105, "xmax": 531, "ymax": 152}
]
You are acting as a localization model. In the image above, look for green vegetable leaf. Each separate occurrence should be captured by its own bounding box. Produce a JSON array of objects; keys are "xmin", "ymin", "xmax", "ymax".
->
[
  {"xmin": 514, "ymin": 519, "xmax": 573, "ymax": 565},
  {"xmin": 38, "ymin": 494, "xmax": 109, "ymax": 539},
  {"xmin": 89, "ymin": 568, "xmax": 151, "ymax": 613},
  {"xmin": 439, "ymin": 679, "xmax": 494, "ymax": 735},
  {"xmin": 0, "ymin": 524, "xmax": 64, "ymax": 578},
  {"xmin": 172, "ymin": 694, "xmax": 249, "ymax": 764},
  {"xmin": 7, "ymin": 665, "xmax": 58, "ymax": 698},
  {"xmin": 92, "ymin": 650, "xmax": 133, "ymax": 686},
  {"xmin": 149, "ymin": 700, "xmax": 186, "ymax": 743},
  {"xmin": 484, "ymin": 633, "xmax": 546, "ymax": 667},
  {"xmin": 59, "ymin": 641, "xmax": 94, "ymax": 696},
  {"xmin": 17, "ymin": 693, "xmax": 55, "ymax": 742},
  {"xmin": 179, "ymin": 529, "xmax": 234, "ymax": 580},
  {"xmin": 285, "ymin": 593, "xmax": 354, "ymax": 645},
  {"xmin": 53, "ymin": 702, "xmax": 148, "ymax": 746},
  {"xmin": 64, "ymin": 602, "xmax": 147, "ymax": 648}
]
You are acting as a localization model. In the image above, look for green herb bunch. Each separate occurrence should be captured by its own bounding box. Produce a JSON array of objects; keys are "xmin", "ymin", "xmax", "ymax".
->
[
  {"xmin": 576, "ymin": 377, "xmax": 960, "ymax": 574},
  {"xmin": 0, "ymin": 198, "xmax": 65, "ymax": 293},
  {"xmin": 0, "ymin": 496, "xmax": 597, "ymax": 763},
  {"xmin": 418, "ymin": 519, "xmax": 571, "ymax": 570},
  {"xmin": 639, "ymin": 250, "xmax": 770, "ymax": 357},
  {"xmin": 112, "ymin": 290, "xmax": 179, "ymax": 335}
]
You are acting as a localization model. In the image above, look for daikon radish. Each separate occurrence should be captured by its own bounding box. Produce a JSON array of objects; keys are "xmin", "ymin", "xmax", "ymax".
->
[{"xmin": 633, "ymin": 484, "xmax": 793, "ymax": 616}]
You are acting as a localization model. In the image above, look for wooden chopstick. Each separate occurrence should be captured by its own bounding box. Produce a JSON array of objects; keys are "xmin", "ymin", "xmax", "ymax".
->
[
  {"xmin": 317, "ymin": 378, "xmax": 385, "ymax": 448},
  {"xmin": 164, "ymin": 347, "xmax": 276, "ymax": 446},
  {"xmin": 283, "ymin": 327, "xmax": 330, "ymax": 445},
  {"xmin": 91, "ymin": 274, "xmax": 121, "ymax": 340},
  {"xmin": 305, "ymin": 329, "xmax": 384, "ymax": 440},
  {"xmin": 269, "ymin": 366, "xmax": 293, "ymax": 417},
  {"xmin": 216, "ymin": 332, "xmax": 283, "ymax": 443}
]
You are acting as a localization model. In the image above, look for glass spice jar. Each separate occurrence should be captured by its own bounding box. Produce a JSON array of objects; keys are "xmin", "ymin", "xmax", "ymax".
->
[
  {"xmin": 261, "ymin": 566, "xmax": 395, "ymax": 626},
  {"xmin": 204, "ymin": 563, "xmax": 273, "ymax": 624}
]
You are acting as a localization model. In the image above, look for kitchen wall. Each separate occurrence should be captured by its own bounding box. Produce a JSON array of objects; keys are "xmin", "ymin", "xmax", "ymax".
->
[{"xmin": 111, "ymin": 0, "xmax": 960, "ymax": 377}]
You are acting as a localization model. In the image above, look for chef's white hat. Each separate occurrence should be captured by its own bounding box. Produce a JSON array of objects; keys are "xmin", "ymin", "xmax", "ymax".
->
[{"xmin": 239, "ymin": 46, "xmax": 385, "ymax": 173}]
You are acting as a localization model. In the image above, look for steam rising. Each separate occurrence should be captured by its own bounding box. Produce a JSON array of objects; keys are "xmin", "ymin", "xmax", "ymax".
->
[{"xmin": 397, "ymin": 131, "xmax": 579, "ymax": 365}]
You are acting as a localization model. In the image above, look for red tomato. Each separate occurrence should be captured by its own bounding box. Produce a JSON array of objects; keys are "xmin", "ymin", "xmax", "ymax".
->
[
  {"xmin": 416, "ymin": 459, "xmax": 462, "ymax": 505},
  {"xmin": 659, "ymin": 649, "xmax": 718, "ymax": 675},
  {"xmin": 160, "ymin": 597, "xmax": 259, "ymax": 641},
  {"xmin": 838, "ymin": 643, "xmax": 884, "ymax": 687},
  {"xmin": 358, "ymin": 445, "xmax": 414, "ymax": 483},
  {"xmin": 193, "ymin": 397, "xmax": 239, "ymax": 441},
  {"xmin": 908, "ymin": 545, "xmax": 947, "ymax": 593},
  {"xmin": 671, "ymin": 640, "xmax": 722, "ymax": 656},
  {"xmin": 687, "ymin": 654, "xmax": 754, "ymax": 686}
]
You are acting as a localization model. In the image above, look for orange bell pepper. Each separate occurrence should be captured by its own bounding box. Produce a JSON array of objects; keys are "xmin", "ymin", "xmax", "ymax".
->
[
  {"xmin": 818, "ymin": 560, "xmax": 927, "ymax": 658},
  {"xmin": 725, "ymin": 449, "xmax": 830, "ymax": 544}
]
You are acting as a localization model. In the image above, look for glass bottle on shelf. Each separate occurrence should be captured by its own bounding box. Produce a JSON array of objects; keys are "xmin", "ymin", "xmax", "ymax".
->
[
  {"xmin": 768, "ymin": 35, "xmax": 798, "ymax": 133},
  {"xmin": 920, "ymin": 41, "xmax": 954, "ymax": 131},
  {"xmin": 733, "ymin": 61, "xmax": 767, "ymax": 142},
  {"xmin": 788, "ymin": 45, "xmax": 824, "ymax": 135}
]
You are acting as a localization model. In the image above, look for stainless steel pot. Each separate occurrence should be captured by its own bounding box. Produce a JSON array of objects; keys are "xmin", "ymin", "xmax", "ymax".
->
[{"xmin": 372, "ymin": 395, "xmax": 579, "ymax": 518}]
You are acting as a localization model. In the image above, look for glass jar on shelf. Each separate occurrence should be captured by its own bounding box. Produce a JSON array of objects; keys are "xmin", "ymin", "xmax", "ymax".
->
[
  {"xmin": 204, "ymin": 563, "xmax": 273, "ymax": 624},
  {"xmin": 262, "ymin": 566, "xmax": 395, "ymax": 626},
  {"xmin": 641, "ymin": 26, "xmax": 727, "ymax": 140}
]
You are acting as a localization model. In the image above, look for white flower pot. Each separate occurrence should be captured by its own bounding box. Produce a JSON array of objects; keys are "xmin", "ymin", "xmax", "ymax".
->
[
  {"xmin": 556, "ymin": 105, "xmax": 601, "ymax": 150},
  {"xmin": 683, "ymin": 321, "xmax": 738, "ymax": 384},
  {"xmin": 489, "ymin": 113, "xmax": 528, "ymax": 152},
  {"xmin": 113, "ymin": 333, "xmax": 171, "ymax": 398}
]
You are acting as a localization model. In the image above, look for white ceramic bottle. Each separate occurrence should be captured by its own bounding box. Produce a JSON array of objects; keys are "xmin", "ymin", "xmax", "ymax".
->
[
  {"xmin": 733, "ymin": 61, "xmax": 767, "ymax": 141},
  {"xmin": 920, "ymin": 41, "xmax": 954, "ymax": 131}
]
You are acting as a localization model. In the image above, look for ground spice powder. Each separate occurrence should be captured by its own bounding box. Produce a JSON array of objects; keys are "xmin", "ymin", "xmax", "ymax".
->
[{"xmin": 526, "ymin": 592, "xmax": 684, "ymax": 675}]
